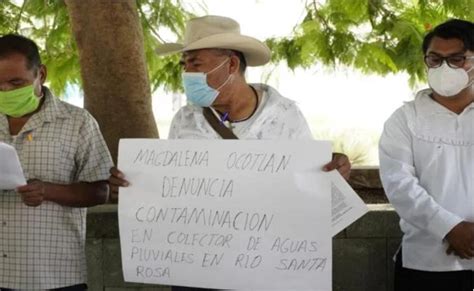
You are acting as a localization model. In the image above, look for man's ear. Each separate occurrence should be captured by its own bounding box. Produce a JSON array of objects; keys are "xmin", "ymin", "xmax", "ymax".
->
[
  {"xmin": 33, "ymin": 65, "xmax": 47, "ymax": 97},
  {"xmin": 38, "ymin": 64, "xmax": 47, "ymax": 84},
  {"xmin": 229, "ymin": 54, "xmax": 241, "ymax": 75}
]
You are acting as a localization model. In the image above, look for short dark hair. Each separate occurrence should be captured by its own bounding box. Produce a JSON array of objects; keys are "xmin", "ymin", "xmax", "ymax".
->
[
  {"xmin": 0, "ymin": 34, "xmax": 42, "ymax": 71},
  {"xmin": 422, "ymin": 19, "xmax": 474, "ymax": 54}
]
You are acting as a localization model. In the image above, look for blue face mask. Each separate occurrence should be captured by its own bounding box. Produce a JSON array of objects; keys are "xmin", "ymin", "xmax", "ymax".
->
[{"xmin": 181, "ymin": 59, "xmax": 231, "ymax": 107}]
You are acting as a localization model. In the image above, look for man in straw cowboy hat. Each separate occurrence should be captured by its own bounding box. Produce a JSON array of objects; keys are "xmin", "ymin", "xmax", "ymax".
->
[{"xmin": 108, "ymin": 15, "xmax": 351, "ymax": 290}]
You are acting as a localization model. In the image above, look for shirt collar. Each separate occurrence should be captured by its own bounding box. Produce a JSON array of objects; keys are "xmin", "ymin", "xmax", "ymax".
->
[
  {"xmin": 414, "ymin": 88, "xmax": 474, "ymax": 117},
  {"xmin": 35, "ymin": 87, "xmax": 70, "ymax": 122},
  {"xmin": 0, "ymin": 114, "xmax": 7, "ymax": 135}
]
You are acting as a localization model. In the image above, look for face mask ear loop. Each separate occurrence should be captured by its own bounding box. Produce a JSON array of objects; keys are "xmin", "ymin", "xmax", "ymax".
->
[
  {"xmin": 207, "ymin": 58, "xmax": 233, "ymax": 91},
  {"xmin": 36, "ymin": 88, "xmax": 45, "ymax": 99},
  {"xmin": 461, "ymin": 66, "xmax": 474, "ymax": 89},
  {"xmin": 216, "ymin": 73, "xmax": 233, "ymax": 91},
  {"xmin": 33, "ymin": 76, "xmax": 45, "ymax": 99},
  {"xmin": 466, "ymin": 79, "xmax": 474, "ymax": 88},
  {"xmin": 206, "ymin": 58, "xmax": 230, "ymax": 75}
]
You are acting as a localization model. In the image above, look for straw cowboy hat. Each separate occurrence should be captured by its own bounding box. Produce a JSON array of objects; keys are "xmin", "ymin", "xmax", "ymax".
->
[{"xmin": 155, "ymin": 15, "xmax": 271, "ymax": 66}]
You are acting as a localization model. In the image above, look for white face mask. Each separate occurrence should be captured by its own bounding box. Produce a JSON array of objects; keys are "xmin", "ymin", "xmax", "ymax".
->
[{"xmin": 428, "ymin": 62, "xmax": 473, "ymax": 97}]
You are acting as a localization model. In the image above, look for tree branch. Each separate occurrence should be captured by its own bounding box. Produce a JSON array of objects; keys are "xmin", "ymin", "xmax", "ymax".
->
[
  {"xmin": 311, "ymin": 0, "xmax": 330, "ymax": 29},
  {"xmin": 14, "ymin": 0, "xmax": 28, "ymax": 32},
  {"xmin": 137, "ymin": 2, "xmax": 166, "ymax": 43},
  {"xmin": 44, "ymin": 8, "xmax": 59, "ymax": 58}
]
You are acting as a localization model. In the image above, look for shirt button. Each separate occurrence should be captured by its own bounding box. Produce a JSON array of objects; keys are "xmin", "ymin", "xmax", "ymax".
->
[{"xmin": 2, "ymin": 254, "xmax": 6, "ymax": 258}]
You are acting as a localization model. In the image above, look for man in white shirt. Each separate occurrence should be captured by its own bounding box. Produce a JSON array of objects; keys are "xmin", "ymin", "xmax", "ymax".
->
[
  {"xmin": 110, "ymin": 15, "xmax": 351, "ymax": 291},
  {"xmin": 164, "ymin": 16, "xmax": 335, "ymax": 141},
  {"xmin": 379, "ymin": 19, "xmax": 474, "ymax": 291}
]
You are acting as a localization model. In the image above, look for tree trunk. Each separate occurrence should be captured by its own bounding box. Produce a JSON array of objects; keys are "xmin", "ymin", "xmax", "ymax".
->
[{"xmin": 65, "ymin": 0, "xmax": 159, "ymax": 162}]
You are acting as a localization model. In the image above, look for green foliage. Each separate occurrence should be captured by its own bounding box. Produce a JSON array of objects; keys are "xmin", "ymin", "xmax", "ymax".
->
[
  {"xmin": 0, "ymin": 0, "xmax": 79, "ymax": 94},
  {"xmin": 0, "ymin": 0, "xmax": 471, "ymax": 93},
  {"xmin": 137, "ymin": 0, "xmax": 193, "ymax": 92},
  {"xmin": 267, "ymin": 0, "xmax": 472, "ymax": 85},
  {"xmin": 0, "ymin": 0, "xmax": 191, "ymax": 95}
]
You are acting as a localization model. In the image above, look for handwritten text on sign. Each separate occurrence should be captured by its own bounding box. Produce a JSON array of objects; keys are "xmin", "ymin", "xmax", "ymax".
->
[{"xmin": 118, "ymin": 139, "xmax": 332, "ymax": 290}]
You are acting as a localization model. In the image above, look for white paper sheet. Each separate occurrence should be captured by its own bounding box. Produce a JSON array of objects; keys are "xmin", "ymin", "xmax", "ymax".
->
[
  {"xmin": 329, "ymin": 171, "xmax": 369, "ymax": 237},
  {"xmin": 118, "ymin": 139, "xmax": 333, "ymax": 291},
  {"xmin": 0, "ymin": 142, "xmax": 26, "ymax": 190}
]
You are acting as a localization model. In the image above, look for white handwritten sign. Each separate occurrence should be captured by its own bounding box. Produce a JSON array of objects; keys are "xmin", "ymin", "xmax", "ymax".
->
[{"xmin": 118, "ymin": 139, "xmax": 332, "ymax": 290}]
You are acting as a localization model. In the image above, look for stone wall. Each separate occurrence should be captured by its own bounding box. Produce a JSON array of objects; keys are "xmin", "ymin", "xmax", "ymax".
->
[
  {"xmin": 333, "ymin": 204, "xmax": 402, "ymax": 291},
  {"xmin": 85, "ymin": 169, "xmax": 402, "ymax": 291}
]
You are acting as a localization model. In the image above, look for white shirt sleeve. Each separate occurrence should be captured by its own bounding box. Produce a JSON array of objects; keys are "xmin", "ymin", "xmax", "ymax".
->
[{"xmin": 378, "ymin": 107, "xmax": 463, "ymax": 240}]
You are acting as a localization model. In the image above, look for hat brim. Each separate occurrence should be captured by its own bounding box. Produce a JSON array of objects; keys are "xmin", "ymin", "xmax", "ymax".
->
[{"xmin": 155, "ymin": 33, "xmax": 271, "ymax": 66}]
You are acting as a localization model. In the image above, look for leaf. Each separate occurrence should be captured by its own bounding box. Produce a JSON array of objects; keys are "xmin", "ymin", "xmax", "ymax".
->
[{"xmin": 1, "ymin": 0, "xmax": 470, "ymax": 91}]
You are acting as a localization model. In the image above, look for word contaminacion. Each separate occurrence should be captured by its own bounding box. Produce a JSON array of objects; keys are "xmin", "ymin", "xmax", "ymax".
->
[{"xmin": 135, "ymin": 206, "xmax": 274, "ymax": 233}]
